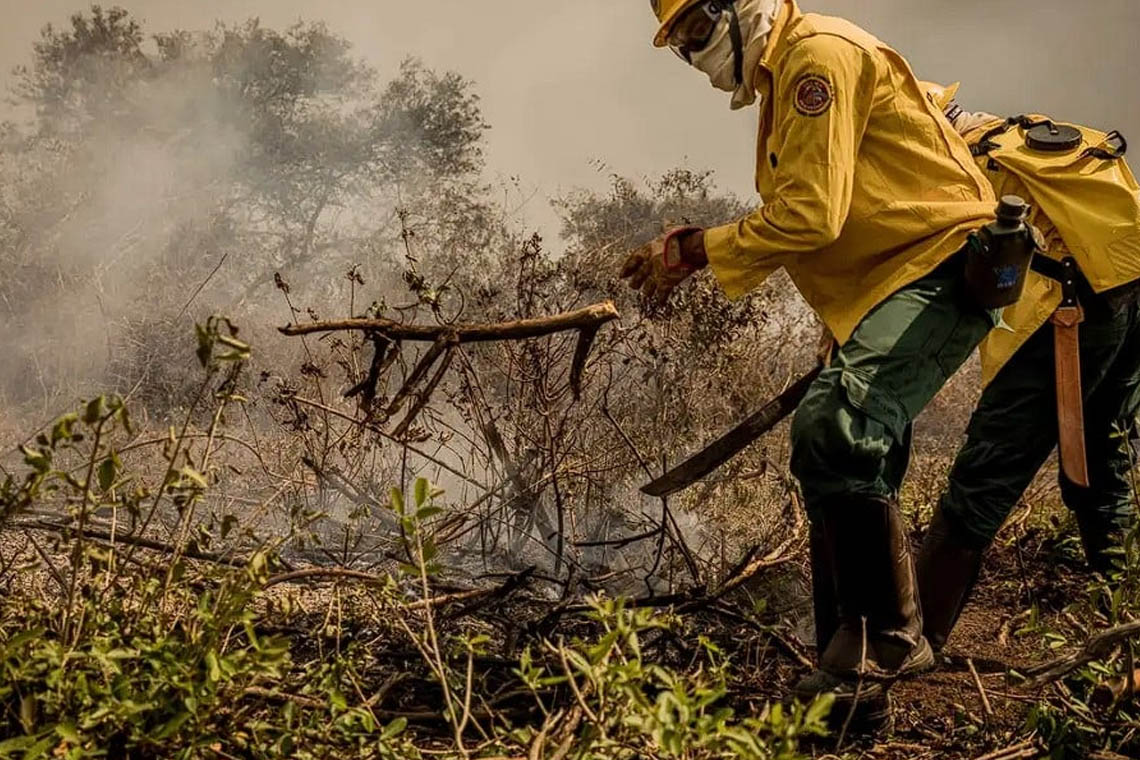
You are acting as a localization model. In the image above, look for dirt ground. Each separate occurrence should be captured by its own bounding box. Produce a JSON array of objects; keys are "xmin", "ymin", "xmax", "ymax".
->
[{"xmin": 735, "ymin": 519, "xmax": 1120, "ymax": 760}]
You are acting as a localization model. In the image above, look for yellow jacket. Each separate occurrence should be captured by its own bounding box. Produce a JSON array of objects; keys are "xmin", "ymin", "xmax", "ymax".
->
[
  {"xmin": 703, "ymin": 0, "xmax": 996, "ymax": 344},
  {"xmin": 964, "ymin": 118, "xmax": 1140, "ymax": 383}
]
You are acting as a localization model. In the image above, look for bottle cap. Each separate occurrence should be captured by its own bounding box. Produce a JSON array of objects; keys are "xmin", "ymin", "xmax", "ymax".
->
[{"xmin": 997, "ymin": 195, "xmax": 1029, "ymax": 222}]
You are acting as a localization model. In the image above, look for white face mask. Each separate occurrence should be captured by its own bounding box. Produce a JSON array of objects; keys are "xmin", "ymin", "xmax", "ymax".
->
[
  {"xmin": 685, "ymin": 0, "xmax": 777, "ymax": 110},
  {"xmin": 688, "ymin": 15, "xmax": 738, "ymax": 93}
]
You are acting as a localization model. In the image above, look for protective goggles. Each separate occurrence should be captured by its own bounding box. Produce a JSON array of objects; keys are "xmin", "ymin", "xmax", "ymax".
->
[{"xmin": 667, "ymin": 0, "xmax": 729, "ymax": 62}]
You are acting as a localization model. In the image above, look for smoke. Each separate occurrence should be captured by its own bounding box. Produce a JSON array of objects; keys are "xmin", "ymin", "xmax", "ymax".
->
[
  {"xmin": 0, "ymin": 14, "xmax": 497, "ymax": 412},
  {"xmin": 2, "ymin": 0, "xmax": 1137, "ymax": 411},
  {"xmin": 0, "ymin": 45, "xmax": 250, "ymax": 407}
]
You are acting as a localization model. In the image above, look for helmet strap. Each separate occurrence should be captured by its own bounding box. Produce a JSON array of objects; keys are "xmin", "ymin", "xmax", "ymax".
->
[{"xmin": 725, "ymin": 1, "xmax": 745, "ymax": 86}]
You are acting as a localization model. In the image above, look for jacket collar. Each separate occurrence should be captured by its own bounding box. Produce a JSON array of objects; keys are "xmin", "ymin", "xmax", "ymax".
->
[{"xmin": 757, "ymin": 0, "xmax": 802, "ymax": 75}]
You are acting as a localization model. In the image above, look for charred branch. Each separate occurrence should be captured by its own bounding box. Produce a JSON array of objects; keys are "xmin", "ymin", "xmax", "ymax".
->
[{"xmin": 280, "ymin": 301, "xmax": 620, "ymax": 343}]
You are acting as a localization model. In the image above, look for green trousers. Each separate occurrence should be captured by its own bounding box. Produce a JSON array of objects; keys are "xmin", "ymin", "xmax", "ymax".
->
[
  {"xmin": 790, "ymin": 254, "xmax": 996, "ymax": 516},
  {"xmin": 940, "ymin": 296, "xmax": 1140, "ymax": 562}
]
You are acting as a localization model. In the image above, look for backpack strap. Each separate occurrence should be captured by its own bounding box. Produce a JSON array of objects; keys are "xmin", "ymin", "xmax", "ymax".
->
[
  {"xmin": 1081, "ymin": 130, "xmax": 1128, "ymax": 161},
  {"xmin": 970, "ymin": 116, "xmax": 1047, "ymax": 156}
]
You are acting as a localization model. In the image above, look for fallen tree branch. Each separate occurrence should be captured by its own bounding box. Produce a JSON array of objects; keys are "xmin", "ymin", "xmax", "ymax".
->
[
  {"xmin": 243, "ymin": 685, "xmax": 525, "ymax": 724},
  {"xmin": 443, "ymin": 566, "xmax": 535, "ymax": 620},
  {"xmin": 280, "ymin": 302, "xmax": 620, "ymax": 342},
  {"xmin": 13, "ymin": 520, "xmax": 264, "ymax": 570},
  {"xmin": 1022, "ymin": 619, "xmax": 1140, "ymax": 688},
  {"xmin": 262, "ymin": 566, "xmax": 390, "ymax": 590},
  {"xmin": 262, "ymin": 565, "xmax": 534, "ymax": 614}
]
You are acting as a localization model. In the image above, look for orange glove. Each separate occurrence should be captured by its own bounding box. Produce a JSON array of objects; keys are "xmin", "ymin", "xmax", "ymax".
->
[{"xmin": 619, "ymin": 227, "xmax": 707, "ymax": 304}]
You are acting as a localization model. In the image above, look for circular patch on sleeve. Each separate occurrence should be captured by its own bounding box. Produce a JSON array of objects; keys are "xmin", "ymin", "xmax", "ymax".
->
[{"xmin": 794, "ymin": 74, "xmax": 834, "ymax": 117}]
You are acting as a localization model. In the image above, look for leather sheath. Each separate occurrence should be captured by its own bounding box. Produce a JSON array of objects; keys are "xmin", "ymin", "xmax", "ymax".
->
[{"xmin": 1051, "ymin": 305, "xmax": 1089, "ymax": 487}]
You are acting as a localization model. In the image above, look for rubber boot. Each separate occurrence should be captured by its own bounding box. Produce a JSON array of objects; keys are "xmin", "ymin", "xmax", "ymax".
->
[
  {"xmin": 793, "ymin": 495, "xmax": 934, "ymax": 708},
  {"xmin": 809, "ymin": 522, "xmax": 839, "ymax": 661},
  {"xmin": 916, "ymin": 506, "xmax": 985, "ymax": 652}
]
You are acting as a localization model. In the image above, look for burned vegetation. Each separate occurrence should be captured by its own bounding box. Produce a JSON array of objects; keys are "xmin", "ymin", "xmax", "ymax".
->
[{"xmin": 0, "ymin": 6, "xmax": 1139, "ymax": 760}]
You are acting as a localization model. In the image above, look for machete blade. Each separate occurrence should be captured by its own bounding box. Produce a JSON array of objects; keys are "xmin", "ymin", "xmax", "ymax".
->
[{"xmin": 640, "ymin": 365, "xmax": 822, "ymax": 498}]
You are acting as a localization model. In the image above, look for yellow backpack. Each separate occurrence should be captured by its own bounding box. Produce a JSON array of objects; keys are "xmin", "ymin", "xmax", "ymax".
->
[{"xmin": 968, "ymin": 116, "xmax": 1140, "ymax": 291}]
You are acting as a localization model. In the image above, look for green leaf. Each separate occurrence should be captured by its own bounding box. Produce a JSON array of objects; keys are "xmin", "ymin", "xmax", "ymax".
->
[
  {"xmin": 389, "ymin": 487, "xmax": 405, "ymax": 516},
  {"xmin": 21, "ymin": 736, "xmax": 52, "ymax": 759},
  {"xmin": 50, "ymin": 414, "xmax": 78, "ymax": 445},
  {"xmin": 205, "ymin": 651, "xmax": 221, "ymax": 683},
  {"xmin": 0, "ymin": 736, "xmax": 35, "ymax": 754},
  {"xmin": 19, "ymin": 447, "xmax": 50, "ymax": 474},
  {"xmin": 805, "ymin": 693, "xmax": 835, "ymax": 726},
  {"xmin": 329, "ymin": 690, "xmax": 348, "ymax": 711},
  {"xmin": 380, "ymin": 717, "xmax": 407, "ymax": 740},
  {"xmin": 53, "ymin": 723, "xmax": 81, "ymax": 744},
  {"xmin": 195, "ymin": 323, "xmax": 212, "ymax": 369},
  {"xmin": 83, "ymin": 397, "xmax": 105, "ymax": 425},
  {"xmin": 414, "ymin": 477, "xmax": 429, "ymax": 508},
  {"xmin": 5, "ymin": 629, "xmax": 45, "ymax": 651},
  {"xmin": 153, "ymin": 711, "xmax": 192, "ymax": 740},
  {"xmin": 97, "ymin": 454, "xmax": 118, "ymax": 491},
  {"xmin": 416, "ymin": 506, "xmax": 444, "ymax": 521},
  {"xmin": 118, "ymin": 405, "xmax": 133, "ymax": 435}
]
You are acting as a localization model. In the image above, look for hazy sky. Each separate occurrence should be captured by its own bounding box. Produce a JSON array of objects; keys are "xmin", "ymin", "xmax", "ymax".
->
[{"xmin": 2, "ymin": 0, "xmax": 1138, "ymax": 240}]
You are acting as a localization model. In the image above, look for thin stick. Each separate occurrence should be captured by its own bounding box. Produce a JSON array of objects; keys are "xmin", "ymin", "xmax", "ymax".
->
[
  {"xmin": 177, "ymin": 252, "xmax": 229, "ymax": 319},
  {"xmin": 973, "ymin": 740, "xmax": 1037, "ymax": 760},
  {"xmin": 968, "ymin": 657, "xmax": 995, "ymax": 720},
  {"xmin": 837, "ymin": 615, "xmax": 869, "ymax": 750}
]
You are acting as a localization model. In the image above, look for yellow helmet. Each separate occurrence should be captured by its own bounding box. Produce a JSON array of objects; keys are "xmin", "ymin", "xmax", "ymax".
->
[
  {"xmin": 920, "ymin": 81, "xmax": 961, "ymax": 111},
  {"xmin": 651, "ymin": 0, "xmax": 704, "ymax": 47}
]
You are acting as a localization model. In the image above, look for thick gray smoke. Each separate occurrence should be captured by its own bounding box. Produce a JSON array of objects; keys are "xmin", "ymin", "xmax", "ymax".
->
[
  {"xmin": 0, "ymin": 13, "xmax": 490, "ymax": 414},
  {"xmin": 0, "ymin": 55, "xmax": 249, "ymax": 408}
]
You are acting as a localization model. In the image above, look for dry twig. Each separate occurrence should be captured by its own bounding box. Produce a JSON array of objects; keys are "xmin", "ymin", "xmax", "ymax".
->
[
  {"xmin": 973, "ymin": 739, "xmax": 1038, "ymax": 760},
  {"xmin": 968, "ymin": 657, "xmax": 995, "ymax": 721},
  {"xmin": 1023, "ymin": 619, "xmax": 1140, "ymax": 688}
]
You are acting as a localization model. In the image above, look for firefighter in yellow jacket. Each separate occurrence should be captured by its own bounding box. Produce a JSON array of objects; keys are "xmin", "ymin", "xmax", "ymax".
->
[
  {"xmin": 620, "ymin": 0, "xmax": 1009, "ymax": 708},
  {"xmin": 916, "ymin": 84, "xmax": 1140, "ymax": 652}
]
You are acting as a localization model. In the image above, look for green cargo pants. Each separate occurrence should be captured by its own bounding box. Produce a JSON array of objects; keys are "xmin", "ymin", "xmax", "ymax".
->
[
  {"xmin": 940, "ymin": 295, "xmax": 1140, "ymax": 564},
  {"xmin": 790, "ymin": 254, "xmax": 997, "ymax": 517}
]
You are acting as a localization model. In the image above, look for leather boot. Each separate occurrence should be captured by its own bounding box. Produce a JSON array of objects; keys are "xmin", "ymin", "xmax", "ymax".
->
[
  {"xmin": 916, "ymin": 506, "xmax": 985, "ymax": 652},
  {"xmin": 810, "ymin": 522, "xmax": 839, "ymax": 661},
  {"xmin": 793, "ymin": 495, "xmax": 933, "ymax": 705}
]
